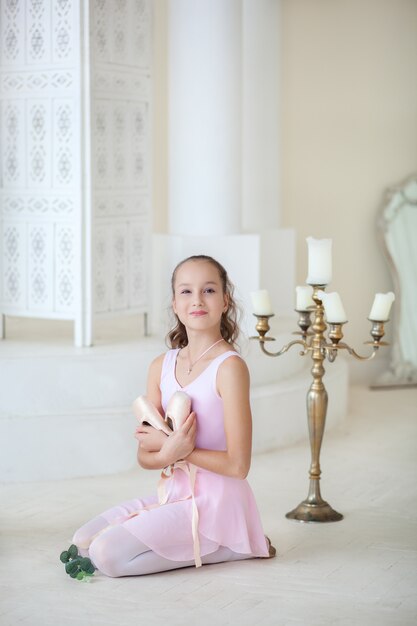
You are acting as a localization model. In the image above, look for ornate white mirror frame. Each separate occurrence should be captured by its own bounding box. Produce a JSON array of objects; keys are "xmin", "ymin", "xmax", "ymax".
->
[{"xmin": 372, "ymin": 173, "xmax": 417, "ymax": 388}]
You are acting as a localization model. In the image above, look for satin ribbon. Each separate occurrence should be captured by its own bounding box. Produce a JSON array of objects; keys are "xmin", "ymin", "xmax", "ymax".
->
[
  {"xmin": 157, "ymin": 461, "xmax": 201, "ymax": 568},
  {"xmin": 89, "ymin": 462, "xmax": 202, "ymax": 568}
]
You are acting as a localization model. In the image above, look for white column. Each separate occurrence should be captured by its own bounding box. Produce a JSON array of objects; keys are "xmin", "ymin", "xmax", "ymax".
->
[
  {"xmin": 168, "ymin": 0, "xmax": 242, "ymax": 236},
  {"xmin": 153, "ymin": 0, "xmax": 294, "ymax": 338},
  {"xmin": 242, "ymin": 0, "xmax": 281, "ymax": 232}
]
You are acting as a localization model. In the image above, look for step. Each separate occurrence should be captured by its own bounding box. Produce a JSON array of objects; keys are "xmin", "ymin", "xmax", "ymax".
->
[
  {"xmin": 0, "ymin": 318, "xmax": 304, "ymax": 414},
  {"xmin": 251, "ymin": 357, "xmax": 349, "ymax": 453},
  {"xmin": 1, "ymin": 358, "xmax": 348, "ymax": 482},
  {"xmin": 0, "ymin": 319, "xmax": 349, "ymax": 481}
]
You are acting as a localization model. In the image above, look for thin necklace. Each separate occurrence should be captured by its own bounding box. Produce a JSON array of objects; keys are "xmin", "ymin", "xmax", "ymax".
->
[{"xmin": 186, "ymin": 338, "xmax": 224, "ymax": 375}]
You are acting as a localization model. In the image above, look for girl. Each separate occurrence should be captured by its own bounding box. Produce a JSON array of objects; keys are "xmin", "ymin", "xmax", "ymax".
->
[{"xmin": 71, "ymin": 255, "xmax": 275, "ymax": 577}]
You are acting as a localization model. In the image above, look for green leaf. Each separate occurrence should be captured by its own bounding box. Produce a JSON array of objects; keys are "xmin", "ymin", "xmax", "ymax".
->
[
  {"xmin": 80, "ymin": 557, "xmax": 93, "ymax": 570},
  {"xmin": 65, "ymin": 560, "xmax": 79, "ymax": 575},
  {"xmin": 59, "ymin": 550, "xmax": 69, "ymax": 563},
  {"xmin": 76, "ymin": 572, "xmax": 84, "ymax": 580},
  {"xmin": 68, "ymin": 544, "xmax": 78, "ymax": 559}
]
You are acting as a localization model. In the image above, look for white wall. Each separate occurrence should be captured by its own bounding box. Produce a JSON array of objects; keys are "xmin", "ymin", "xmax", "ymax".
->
[
  {"xmin": 152, "ymin": 0, "xmax": 417, "ymax": 382},
  {"xmin": 281, "ymin": 0, "xmax": 417, "ymax": 381}
]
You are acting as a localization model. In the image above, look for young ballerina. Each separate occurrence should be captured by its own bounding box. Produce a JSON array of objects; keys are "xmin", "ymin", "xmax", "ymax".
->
[{"xmin": 70, "ymin": 255, "xmax": 275, "ymax": 577}]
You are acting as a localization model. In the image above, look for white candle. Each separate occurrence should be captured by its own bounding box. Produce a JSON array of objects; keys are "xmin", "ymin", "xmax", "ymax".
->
[
  {"xmin": 317, "ymin": 290, "xmax": 347, "ymax": 323},
  {"xmin": 306, "ymin": 237, "xmax": 332, "ymax": 285},
  {"xmin": 250, "ymin": 289, "xmax": 274, "ymax": 315},
  {"xmin": 295, "ymin": 285, "xmax": 315, "ymax": 310},
  {"xmin": 369, "ymin": 292, "xmax": 395, "ymax": 321}
]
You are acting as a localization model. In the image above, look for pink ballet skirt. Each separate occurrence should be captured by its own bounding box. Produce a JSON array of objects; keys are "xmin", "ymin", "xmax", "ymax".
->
[{"xmin": 100, "ymin": 349, "xmax": 269, "ymax": 562}]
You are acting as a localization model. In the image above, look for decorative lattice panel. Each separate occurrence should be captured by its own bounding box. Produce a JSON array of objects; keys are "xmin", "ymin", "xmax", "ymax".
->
[
  {"xmin": 90, "ymin": 0, "xmax": 151, "ymax": 318},
  {"xmin": 0, "ymin": 0, "xmax": 80, "ymax": 325},
  {"xmin": 0, "ymin": 0, "xmax": 152, "ymax": 344}
]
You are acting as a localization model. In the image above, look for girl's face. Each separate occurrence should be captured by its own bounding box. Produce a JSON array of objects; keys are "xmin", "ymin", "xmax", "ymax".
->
[{"xmin": 172, "ymin": 260, "xmax": 228, "ymax": 332}]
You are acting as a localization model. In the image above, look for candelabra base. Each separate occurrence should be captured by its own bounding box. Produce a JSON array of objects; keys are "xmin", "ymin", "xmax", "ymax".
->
[
  {"xmin": 285, "ymin": 479, "xmax": 343, "ymax": 522},
  {"xmin": 286, "ymin": 500, "xmax": 343, "ymax": 523}
]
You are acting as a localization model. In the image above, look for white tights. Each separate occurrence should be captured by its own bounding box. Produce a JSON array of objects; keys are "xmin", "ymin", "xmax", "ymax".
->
[{"xmin": 72, "ymin": 514, "xmax": 250, "ymax": 578}]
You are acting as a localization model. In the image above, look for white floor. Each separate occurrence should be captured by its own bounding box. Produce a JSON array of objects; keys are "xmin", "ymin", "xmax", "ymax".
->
[{"xmin": 1, "ymin": 385, "xmax": 416, "ymax": 626}]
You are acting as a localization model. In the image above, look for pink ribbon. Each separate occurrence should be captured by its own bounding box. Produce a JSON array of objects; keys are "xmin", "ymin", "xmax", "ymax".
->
[
  {"xmin": 157, "ymin": 461, "xmax": 201, "ymax": 568},
  {"xmin": 89, "ymin": 462, "xmax": 201, "ymax": 568}
]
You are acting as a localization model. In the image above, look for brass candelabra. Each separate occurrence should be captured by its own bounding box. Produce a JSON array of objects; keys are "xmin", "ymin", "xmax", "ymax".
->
[{"xmin": 251, "ymin": 285, "xmax": 389, "ymax": 523}]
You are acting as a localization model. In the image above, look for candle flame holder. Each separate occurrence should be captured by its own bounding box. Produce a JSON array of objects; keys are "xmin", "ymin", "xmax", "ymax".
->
[
  {"xmin": 251, "ymin": 285, "xmax": 390, "ymax": 523},
  {"xmin": 294, "ymin": 309, "xmax": 314, "ymax": 340},
  {"xmin": 252, "ymin": 314, "xmax": 276, "ymax": 342}
]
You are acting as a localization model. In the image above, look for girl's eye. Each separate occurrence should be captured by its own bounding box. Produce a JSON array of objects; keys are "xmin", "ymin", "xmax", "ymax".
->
[
  {"xmin": 204, "ymin": 288, "xmax": 215, "ymax": 294},
  {"xmin": 180, "ymin": 289, "xmax": 191, "ymax": 295}
]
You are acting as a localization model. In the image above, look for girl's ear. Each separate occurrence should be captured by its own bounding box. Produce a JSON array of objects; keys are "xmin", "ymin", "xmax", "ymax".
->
[
  {"xmin": 223, "ymin": 293, "xmax": 229, "ymax": 313},
  {"xmin": 172, "ymin": 298, "xmax": 177, "ymax": 315}
]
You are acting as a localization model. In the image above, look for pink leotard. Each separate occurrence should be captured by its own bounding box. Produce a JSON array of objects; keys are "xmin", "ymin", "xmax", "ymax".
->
[{"xmin": 103, "ymin": 349, "xmax": 269, "ymax": 561}]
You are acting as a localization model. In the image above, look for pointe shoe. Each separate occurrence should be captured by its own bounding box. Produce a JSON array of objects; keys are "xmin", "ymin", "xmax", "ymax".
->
[
  {"xmin": 165, "ymin": 391, "xmax": 192, "ymax": 431},
  {"xmin": 132, "ymin": 395, "xmax": 172, "ymax": 435}
]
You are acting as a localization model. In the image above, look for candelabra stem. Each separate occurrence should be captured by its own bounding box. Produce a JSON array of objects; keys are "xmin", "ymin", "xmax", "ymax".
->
[{"xmin": 286, "ymin": 288, "xmax": 343, "ymax": 523}]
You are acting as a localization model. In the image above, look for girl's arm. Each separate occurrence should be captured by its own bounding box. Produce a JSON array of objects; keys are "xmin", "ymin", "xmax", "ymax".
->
[
  {"xmin": 136, "ymin": 354, "xmax": 196, "ymax": 470},
  {"xmin": 185, "ymin": 356, "xmax": 252, "ymax": 480}
]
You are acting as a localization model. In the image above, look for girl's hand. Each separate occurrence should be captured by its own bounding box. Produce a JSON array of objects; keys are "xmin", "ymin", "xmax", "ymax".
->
[
  {"xmin": 160, "ymin": 412, "xmax": 197, "ymax": 466},
  {"xmin": 134, "ymin": 425, "xmax": 169, "ymax": 452}
]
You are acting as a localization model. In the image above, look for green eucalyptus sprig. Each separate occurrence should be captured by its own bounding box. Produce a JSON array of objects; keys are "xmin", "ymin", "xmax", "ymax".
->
[{"xmin": 60, "ymin": 544, "xmax": 96, "ymax": 581}]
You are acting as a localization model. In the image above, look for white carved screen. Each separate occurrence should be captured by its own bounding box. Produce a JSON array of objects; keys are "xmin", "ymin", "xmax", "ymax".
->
[
  {"xmin": 0, "ymin": 0, "xmax": 152, "ymax": 345},
  {"xmin": 90, "ymin": 0, "xmax": 151, "ymax": 325}
]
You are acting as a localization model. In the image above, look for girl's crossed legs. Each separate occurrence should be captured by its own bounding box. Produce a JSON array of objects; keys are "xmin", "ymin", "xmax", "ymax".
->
[{"xmin": 72, "ymin": 512, "xmax": 250, "ymax": 578}]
